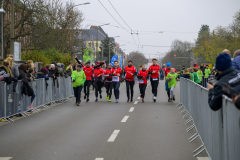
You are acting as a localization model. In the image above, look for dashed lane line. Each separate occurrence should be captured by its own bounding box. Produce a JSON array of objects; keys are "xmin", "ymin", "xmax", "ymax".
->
[
  {"xmin": 129, "ymin": 107, "xmax": 134, "ymax": 112},
  {"xmin": 134, "ymin": 101, "xmax": 138, "ymax": 104},
  {"xmin": 107, "ymin": 130, "xmax": 120, "ymax": 142},
  {"xmin": 0, "ymin": 158, "xmax": 13, "ymax": 160},
  {"xmin": 95, "ymin": 158, "xmax": 104, "ymax": 160},
  {"xmin": 196, "ymin": 157, "xmax": 210, "ymax": 160},
  {"xmin": 121, "ymin": 116, "xmax": 129, "ymax": 122}
]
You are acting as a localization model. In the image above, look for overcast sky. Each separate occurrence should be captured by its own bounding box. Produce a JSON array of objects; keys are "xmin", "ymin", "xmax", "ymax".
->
[{"xmin": 73, "ymin": 0, "xmax": 240, "ymax": 58}]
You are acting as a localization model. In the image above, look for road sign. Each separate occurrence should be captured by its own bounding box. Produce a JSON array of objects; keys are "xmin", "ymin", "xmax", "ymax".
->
[{"xmin": 14, "ymin": 42, "xmax": 21, "ymax": 61}]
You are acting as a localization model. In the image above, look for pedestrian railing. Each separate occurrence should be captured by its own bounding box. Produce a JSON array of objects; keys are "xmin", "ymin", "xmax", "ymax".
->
[
  {"xmin": 0, "ymin": 77, "xmax": 74, "ymax": 122},
  {"xmin": 178, "ymin": 78, "xmax": 240, "ymax": 160}
]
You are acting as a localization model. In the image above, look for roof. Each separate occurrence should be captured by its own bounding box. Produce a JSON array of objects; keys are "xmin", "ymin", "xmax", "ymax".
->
[{"xmin": 79, "ymin": 29, "xmax": 115, "ymax": 43}]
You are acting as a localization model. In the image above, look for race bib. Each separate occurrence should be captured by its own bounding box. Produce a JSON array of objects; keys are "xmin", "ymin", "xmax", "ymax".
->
[
  {"xmin": 153, "ymin": 78, "xmax": 158, "ymax": 81},
  {"xmin": 139, "ymin": 80, "xmax": 144, "ymax": 83},
  {"xmin": 112, "ymin": 76, "xmax": 119, "ymax": 82}
]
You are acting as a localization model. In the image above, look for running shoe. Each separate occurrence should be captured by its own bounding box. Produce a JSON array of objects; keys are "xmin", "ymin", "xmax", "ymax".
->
[
  {"xmin": 0, "ymin": 118, "xmax": 6, "ymax": 122},
  {"xmin": 100, "ymin": 95, "xmax": 102, "ymax": 99},
  {"xmin": 87, "ymin": 98, "xmax": 89, "ymax": 102},
  {"xmin": 108, "ymin": 99, "xmax": 111, "ymax": 102},
  {"xmin": 95, "ymin": 99, "xmax": 98, "ymax": 102},
  {"xmin": 153, "ymin": 97, "xmax": 156, "ymax": 102},
  {"xmin": 173, "ymin": 96, "xmax": 175, "ymax": 101},
  {"xmin": 168, "ymin": 98, "xmax": 170, "ymax": 102},
  {"xmin": 131, "ymin": 99, "xmax": 133, "ymax": 102},
  {"xmin": 127, "ymin": 99, "xmax": 130, "ymax": 102},
  {"xmin": 116, "ymin": 99, "xmax": 119, "ymax": 103},
  {"xmin": 106, "ymin": 95, "xmax": 109, "ymax": 99},
  {"xmin": 77, "ymin": 103, "xmax": 80, "ymax": 106},
  {"xmin": 142, "ymin": 99, "xmax": 144, "ymax": 103},
  {"xmin": 140, "ymin": 95, "xmax": 143, "ymax": 98},
  {"xmin": 170, "ymin": 98, "xmax": 173, "ymax": 102},
  {"xmin": 84, "ymin": 95, "xmax": 86, "ymax": 99}
]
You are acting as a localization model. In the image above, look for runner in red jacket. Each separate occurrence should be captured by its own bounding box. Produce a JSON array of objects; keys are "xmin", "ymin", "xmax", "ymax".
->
[
  {"xmin": 83, "ymin": 61, "xmax": 93, "ymax": 102},
  {"xmin": 137, "ymin": 64, "xmax": 149, "ymax": 103},
  {"xmin": 93, "ymin": 61, "xmax": 105, "ymax": 102},
  {"xmin": 112, "ymin": 60, "xmax": 123, "ymax": 103},
  {"xmin": 104, "ymin": 64, "xmax": 113, "ymax": 102},
  {"xmin": 124, "ymin": 60, "xmax": 137, "ymax": 102},
  {"xmin": 148, "ymin": 58, "xmax": 161, "ymax": 102}
]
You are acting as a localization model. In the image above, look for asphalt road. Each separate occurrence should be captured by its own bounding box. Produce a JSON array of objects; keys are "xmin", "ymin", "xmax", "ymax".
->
[{"xmin": 0, "ymin": 81, "xmax": 206, "ymax": 160}]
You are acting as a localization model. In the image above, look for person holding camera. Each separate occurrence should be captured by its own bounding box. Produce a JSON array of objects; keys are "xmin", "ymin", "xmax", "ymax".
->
[{"xmin": 208, "ymin": 53, "xmax": 240, "ymax": 111}]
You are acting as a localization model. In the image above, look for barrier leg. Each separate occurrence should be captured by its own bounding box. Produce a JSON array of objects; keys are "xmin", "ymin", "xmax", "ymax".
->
[
  {"xmin": 188, "ymin": 133, "xmax": 198, "ymax": 140},
  {"xmin": 176, "ymin": 103, "xmax": 182, "ymax": 107},
  {"xmin": 186, "ymin": 124, "xmax": 195, "ymax": 132},
  {"xmin": 189, "ymin": 135, "xmax": 199, "ymax": 142},
  {"xmin": 178, "ymin": 105, "xmax": 184, "ymax": 110},
  {"xmin": 182, "ymin": 112, "xmax": 189, "ymax": 119},
  {"xmin": 185, "ymin": 117, "xmax": 193, "ymax": 124},
  {"xmin": 180, "ymin": 108, "xmax": 186, "ymax": 114}
]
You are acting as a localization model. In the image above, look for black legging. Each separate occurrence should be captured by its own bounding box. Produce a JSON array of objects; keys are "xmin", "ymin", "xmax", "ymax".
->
[
  {"xmin": 126, "ymin": 80, "xmax": 134, "ymax": 100},
  {"xmin": 139, "ymin": 84, "xmax": 147, "ymax": 98},
  {"xmin": 84, "ymin": 80, "xmax": 91, "ymax": 98},
  {"xmin": 150, "ymin": 79, "xmax": 159, "ymax": 97},
  {"xmin": 105, "ymin": 82, "xmax": 113, "ymax": 99},
  {"xmin": 94, "ymin": 81, "xmax": 102, "ymax": 98}
]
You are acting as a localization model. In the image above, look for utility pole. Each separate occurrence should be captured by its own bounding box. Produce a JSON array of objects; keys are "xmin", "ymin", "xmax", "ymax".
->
[
  {"xmin": 109, "ymin": 39, "xmax": 110, "ymax": 63},
  {"xmin": 10, "ymin": 0, "xmax": 14, "ymax": 55},
  {"xmin": 0, "ymin": 0, "xmax": 5, "ymax": 59},
  {"xmin": 96, "ymin": 26, "xmax": 98, "ymax": 61}
]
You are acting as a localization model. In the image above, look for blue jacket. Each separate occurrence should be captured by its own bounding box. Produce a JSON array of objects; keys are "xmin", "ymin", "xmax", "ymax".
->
[
  {"xmin": 232, "ymin": 56, "xmax": 240, "ymax": 70},
  {"xmin": 35, "ymin": 72, "xmax": 49, "ymax": 80}
]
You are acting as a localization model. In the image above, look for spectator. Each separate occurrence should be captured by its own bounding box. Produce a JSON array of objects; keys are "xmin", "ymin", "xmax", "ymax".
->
[
  {"xmin": 232, "ymin": 95, "xmax": 240, "ymax": 110},
  {"xmin": 48, "ymin": 64, "xmax": 59, "ymax": 87},
  {"xmin": 0, "ymin": 60, "xmax": 12, "ymax": 84},
  {"xmin": 180, "ymin": 66, "xmax": 185, "ymax": 75},
  {"xmin": 194, "ymin": 63, "xmax": 199, "ymax": 68},
  {"xmin": 35, "ymin": 68, "xmax": 49, "ymax": 80},
  {"xmin": 61, "ymin": 63, "xmax": 65, "ymax": 69},
  {"xmin": 5, "ymin": 57, "xmax": 19, "ymax": 78},
  {"xmin": 208, "ymin": 53, "xmax": 240, "ymax": 111},
  {"xmin": 45, "ymin": 64, "xmax": 51, "ymax": 76},
  {"xmin": 193, "ymin": 67, "xmax": 201, "ymax": 85},
  {"xmin": 232, "ymin": 49, "xmax": 240, "ymax": 70},
  {"xmin": 57, "ymin": 63, "xmax": 64, "ymax": 77},
  {"xmin": 18, "ymin": 64, "xmax": 35, "ymax": 109},
  {"xmin": 188, "ymin": 68, "xmax": 194, "ymax": 81},
  {"xmin": 197, "ymin": 68, "xmax": 204, "ymax": 86},
  {"xmin": 179, "ymin": 69, "xmax": 191, "ymax": 79},
  {"xmin": 222, "ymin": 49, "xmax": 231, "ymax": 56},
  {"xmin": 66, "ymin": 62, "xmax": 73, "ymax": 76},
  {"xmin": 27, "ymin": 68, "xmax": 35, "ymax": 80},
  {"xmin": 26, "ymin": 60, "xmax": 34, "ymax": 70},
  {"xmin": 204, "ymin": 65, "xmax": 211, "ymax": 87}
]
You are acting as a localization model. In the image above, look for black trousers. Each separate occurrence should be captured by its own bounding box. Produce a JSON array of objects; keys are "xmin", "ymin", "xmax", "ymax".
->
[
  {"xmin": 113, "ymin": 82, "xmax": 120, "ymax": 99},
  {"xmin": 139, "ymin": 84, "xmax": 147, "ymax": 98},
  {"xmin": 94, "ymin": 81, "xmax": 102, "ymax": 98},
  {"xmin": 126, "ymin": 80, "xmax": 135, "ymax": 100},
  {"xmin": 84, "ymin": 80, "xmax": 91, "ymax": 98},
  {"xmin": 73, "ymin": 86, "xmax": 83, "ymax": 103},
  {"xmin": 151, "ymin": 79, "xmax": 159, "ymax": 97},
  {"xmin": 105, "ymin": 82, "xmax": 113, "ymax": 99}
]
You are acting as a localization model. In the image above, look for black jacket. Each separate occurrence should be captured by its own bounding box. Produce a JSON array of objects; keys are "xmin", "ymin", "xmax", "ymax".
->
[
  {"xmin": 235, "ymin": 97, "xmax": 240, "ymax": 110},
  {"xmin": 0, "ymin": 66, "xmax": 12, "ymax": 84},
  {"xmin": 208, "ymin": 67, "xmax": 240, "ymax": 111}
]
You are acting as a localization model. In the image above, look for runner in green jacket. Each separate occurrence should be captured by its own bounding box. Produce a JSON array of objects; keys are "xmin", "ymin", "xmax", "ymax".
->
[
  {"xmin": 166, "ymin": 68, "xmax": 179, "ymax": 102},
  {"xmin": 71, "ymin": 65, "xmax": 86, "ymax": 106}
]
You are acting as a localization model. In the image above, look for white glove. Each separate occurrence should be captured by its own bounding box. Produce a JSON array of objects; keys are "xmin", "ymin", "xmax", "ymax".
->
[
  {"xmin": 0, "ymin": 70, "xmax": 5, "ymax": 75},
  {"xmin": 3, "ymin": 73, "xmax": 10, "ymax": 77}
]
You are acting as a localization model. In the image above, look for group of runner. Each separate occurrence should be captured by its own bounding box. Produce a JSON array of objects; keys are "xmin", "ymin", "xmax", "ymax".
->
[{"xmin": 71, "ymin": 58, "xmax": 179, "ymax": 106}]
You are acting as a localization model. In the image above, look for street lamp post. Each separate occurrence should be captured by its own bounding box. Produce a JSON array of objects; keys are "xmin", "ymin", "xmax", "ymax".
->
[
  {"xmin": 0, "ymin": 1, "xmax": 5, "ymax": 59},
  {"xmin": 10, "ymin": 0, "xmax": 14, "ymax": 56}
]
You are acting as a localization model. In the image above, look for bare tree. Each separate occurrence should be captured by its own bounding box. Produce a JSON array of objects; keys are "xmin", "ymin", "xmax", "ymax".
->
[{"xmin": 127, "ymin": 51, "xmax": 147, "ymax": 69}]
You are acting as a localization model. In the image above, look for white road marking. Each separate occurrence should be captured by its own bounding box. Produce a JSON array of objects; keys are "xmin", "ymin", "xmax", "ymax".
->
[
  {"xmin": 137, "ymin": 97, "xmax": 140, "ymax": 99},
  {"xmin": 107, "ymin": 130, "xmax": 120, "ymax": 142},
  {"xmin": 121, "ymin": 116, "xmax": 129, "ymax": 122},
  {"xmin": 196, "ymin": 157, "xmax": 210, "ymax": 160},
  {"xmin": 134, "ymin": 101, "xmax": 138, "ymax": 104},
  {"xmin": 95, "ymin": 158, "xmax": 104, "ymax": 160},
  {"xmin": 129, "ymin": 107, "xmax": 134, "ymax": 112},
  {"xmin": 0, "ymin": 158, "xmax": 13, "ymax": 160}
]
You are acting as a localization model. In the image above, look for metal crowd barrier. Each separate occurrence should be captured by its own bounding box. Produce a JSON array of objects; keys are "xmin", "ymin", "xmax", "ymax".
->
[
  {"xmin": 178, "ymin": 78, "xmax": 240, "ymax": 160},
  {"xmin": 0, "ymin": 77, "xmax": 74, "ymax": 122},
  {"xmin": 198, "ymin": 75, "xmax": 216, "ymax": 88}
]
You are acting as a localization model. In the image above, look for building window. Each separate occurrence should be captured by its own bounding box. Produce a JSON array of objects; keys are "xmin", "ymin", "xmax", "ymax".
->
[{"xmin": 89, "ymin": 43, "xmax": 91, "ymax": 47}]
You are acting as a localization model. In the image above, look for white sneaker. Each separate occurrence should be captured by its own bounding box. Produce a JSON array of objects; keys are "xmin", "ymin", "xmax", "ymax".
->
[
  {"xmin": 116, "ymin": 99, "xmax": 119, "ymax": 103},
  {"xmin": 154, "ymin": 96, "xmax": 156, "ymax": 99}
]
